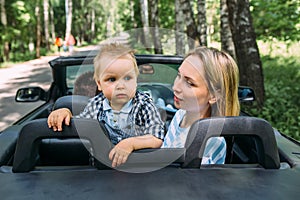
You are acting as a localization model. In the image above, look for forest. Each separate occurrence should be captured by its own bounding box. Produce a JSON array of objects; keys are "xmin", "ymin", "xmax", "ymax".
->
[{"xmin": 0, "ymin": 0, "xmax": 299, "ymax": 139}]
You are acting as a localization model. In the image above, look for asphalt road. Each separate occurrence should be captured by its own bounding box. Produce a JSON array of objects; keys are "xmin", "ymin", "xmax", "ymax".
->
[
  {"xmin": 0, "ymin": 45, "xmax": 102, "ymax": 132},
  {"xmin": 0, "ymin": 56, "xmax": 57, "ymax": 131}
]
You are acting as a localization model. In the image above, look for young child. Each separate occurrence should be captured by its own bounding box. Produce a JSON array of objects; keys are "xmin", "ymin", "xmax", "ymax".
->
[{"xmin": 47, "ymin": 43, "xmax": 164, "ymax": 168}]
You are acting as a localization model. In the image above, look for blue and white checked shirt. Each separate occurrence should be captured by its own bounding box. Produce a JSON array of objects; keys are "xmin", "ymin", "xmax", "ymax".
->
[
  {"xmin": 76, "ymin": 91, "xmax": 165, "ymax": 144},
  {"xmin": 162, "ymin": 109, "xmax": 226, "ymax": 164}
]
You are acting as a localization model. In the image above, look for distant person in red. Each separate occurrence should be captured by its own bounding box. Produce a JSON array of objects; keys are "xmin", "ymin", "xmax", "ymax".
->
[
  {"xmin": 54, "ymin": 37, "xmax": 63, "ymax": 53},
  {"xmin": 66, "ymin": 34, "xmax": 76, "ymax": 54}
]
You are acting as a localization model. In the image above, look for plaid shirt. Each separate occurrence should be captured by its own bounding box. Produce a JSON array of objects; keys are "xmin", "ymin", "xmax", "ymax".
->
[{"xmin": 76, "ymin": 91, "xmax": 164, "ymax": 144}]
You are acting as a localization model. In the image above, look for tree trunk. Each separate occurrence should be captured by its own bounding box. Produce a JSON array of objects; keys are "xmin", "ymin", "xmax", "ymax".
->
[
  {"xmin": 139, "ymin": 0, "xmax": 151, "ymax": 50},
  {"xmin": 196, "ymin": 0, "xmax": 207, "ymax": 46},
  {"xmin": 220, "ymin": 0, "xmax": 235, "ymax": 59},
  {"xmin": 1, "ymin": 0, "xmax": 9, "ymax": 62},
  {"xmin": 49, "ymin": 1, "xmax": 55, "ymax": 43},
  {"xmin": 149, "ymin": 0, "xmax": 162, "ymax": 54},
  {"xmin": 90, "ymin": 8, "xmax": 95, "ymax": 41},
  {"xmin": 175, "ymin": 0, "xmax": 185, "ymax": 55},
  {"xmin": 65, "ymin": 0, "xmax": 73, "ymax": 40},
  {"xmin": 35, "ymin": 0, "xmax": 41, "ymax": 58},
  {"xmin": 131, "ymin": 0, "xmax": 143, "ymax": 45},
  {"xmin": 0, "ymin": 0, "xmax": 5, "ymax": 26},
  {"xmin": 179, "ymin": 0, "xmax": 198, "ymax": 49},
  {"xmin": 227, "ymin": 0, "xmax": 265, "ymax": 108},
  {"xmin": 43, "ymin": 0, "xmax": 50, "ymax": 50}
]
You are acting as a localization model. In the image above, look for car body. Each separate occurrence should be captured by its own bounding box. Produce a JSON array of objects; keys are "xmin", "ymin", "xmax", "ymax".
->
[{"xmin": 0, "ymin": 52, "xmax": 299, "ymax": 199}]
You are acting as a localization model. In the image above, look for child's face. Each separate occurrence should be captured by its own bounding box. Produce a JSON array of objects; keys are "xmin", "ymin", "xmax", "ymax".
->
[
  {"xmin": 172, "ymin": 55, "xmax": 214, "ymax": 114},
  {"xmin": 96, "ymin": 56, "xmax": 137, "ymax": 110}
]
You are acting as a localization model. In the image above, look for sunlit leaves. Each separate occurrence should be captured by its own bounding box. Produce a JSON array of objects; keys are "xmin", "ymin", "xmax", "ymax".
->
[
  {"xmin": 12, "ymin": 1, "xmax": 31, "ymax": 23},
  {"xmin": 250, "ymin": 0, "xmax": 300, "ymax": 42}
]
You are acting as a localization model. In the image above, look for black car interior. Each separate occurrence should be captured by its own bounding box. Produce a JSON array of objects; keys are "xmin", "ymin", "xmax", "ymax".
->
[
  {"xmin": 9, "ymin": 92, "xmax": 281, "ymax": 172},
  {"xmin": 11, "ymin": 116, "xmax": 281, "ymax": 172},
  {"xmin": 1, "ymin": 56, "xmax": 287, "ymax": 173}
]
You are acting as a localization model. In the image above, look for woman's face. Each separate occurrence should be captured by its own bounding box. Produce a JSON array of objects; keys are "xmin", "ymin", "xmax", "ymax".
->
[{"xmin": 173, "ymin": 55, "xmax": 213, "ymax": 114}]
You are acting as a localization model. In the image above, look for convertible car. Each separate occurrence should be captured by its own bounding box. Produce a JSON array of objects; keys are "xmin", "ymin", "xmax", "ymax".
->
[{"xmin": 0, "ymin": 51, "xmax": 299, "ymax": 199}]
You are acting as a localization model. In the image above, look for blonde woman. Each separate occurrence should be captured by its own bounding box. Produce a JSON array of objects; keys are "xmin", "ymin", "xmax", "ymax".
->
[{"xmin": 162, "ymin": 46, "xmax": 240, "ymax": 164}]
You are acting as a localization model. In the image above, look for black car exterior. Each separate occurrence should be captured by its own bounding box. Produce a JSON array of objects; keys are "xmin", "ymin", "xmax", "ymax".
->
[{"xmin": 0, "ymin": 52, "xmax": 299, "ymax": 200}]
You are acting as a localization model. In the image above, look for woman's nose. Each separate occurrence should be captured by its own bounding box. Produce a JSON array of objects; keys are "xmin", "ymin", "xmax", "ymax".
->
[{"xmin": 172, "ymin": 77, "xmax": 181, "ymax": 93}]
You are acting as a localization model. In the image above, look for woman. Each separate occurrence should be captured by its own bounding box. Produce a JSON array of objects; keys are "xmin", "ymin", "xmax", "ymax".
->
[{"xmin": 162, "ymin": 46, "xmax": 240, "ymax": 164}]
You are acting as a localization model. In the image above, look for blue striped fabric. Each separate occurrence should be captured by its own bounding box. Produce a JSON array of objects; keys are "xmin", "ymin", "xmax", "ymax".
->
[{"xmin": 162, "ymin": 109, "xmax": 226, "ymax": 164}]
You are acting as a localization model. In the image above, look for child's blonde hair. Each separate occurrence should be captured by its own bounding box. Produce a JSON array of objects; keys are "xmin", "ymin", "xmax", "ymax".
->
[{"xmin": 93, "ymin": 43, "xmax": 139, "ymax": 81}]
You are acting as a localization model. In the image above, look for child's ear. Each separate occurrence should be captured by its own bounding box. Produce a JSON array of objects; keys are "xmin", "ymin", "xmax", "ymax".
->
[{"xmin": 96, "ymin": 80, "xmax": 102, "ymax": 91}]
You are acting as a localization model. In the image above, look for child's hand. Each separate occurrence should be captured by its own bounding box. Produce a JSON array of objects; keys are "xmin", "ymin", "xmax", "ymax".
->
[
  {"xmin": 47, "ymin": 108, "xmax": 72, "ymax": 131},
  {"xmin": 109, "ymin": 139, "xmax": 134, "ymax": 168}
]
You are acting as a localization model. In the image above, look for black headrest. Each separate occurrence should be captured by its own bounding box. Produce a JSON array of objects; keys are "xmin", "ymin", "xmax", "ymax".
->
[
  {"xmin": 53, "ymin": 95, "xmax": 89, "ymax": 115},
  {"xmin": 183, "ymin": 116, "xmax": 280, "ymax": 169},
  {"xmin": 12, "ymin": 118, "xmax": 184, "ymax": 173}
]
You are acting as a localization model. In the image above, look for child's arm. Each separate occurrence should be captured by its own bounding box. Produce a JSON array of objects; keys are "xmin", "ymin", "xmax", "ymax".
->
[
  {"xmin": 108, "ymin": 135, "xmax": 162, "ymax": 168},
  {"xmin": 47, "ymin": 108, "xmax": 73, "ymax": 131}
]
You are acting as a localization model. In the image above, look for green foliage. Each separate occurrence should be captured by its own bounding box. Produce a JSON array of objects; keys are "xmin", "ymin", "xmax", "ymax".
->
[
  {"xmin": 243, "ymin": 55, "xmax": 300, "ymax": 140},
  {"xmin": 118, "ymin": 0, "xmax": 175, "ymax": 30},
  {"xmin": 250, "ymin": 0, "xmax": 300, "ymax": 42},
  {"xmin": 52, "ymin": 0, "xmax": 66, "ymax": 37},
  {"xmin": 117, "ymin": 0, "xmax": 135, "ymax": 30},
  {"xmin": 158, "ymin": 0, "xmax": 175, "ymax": 29}
]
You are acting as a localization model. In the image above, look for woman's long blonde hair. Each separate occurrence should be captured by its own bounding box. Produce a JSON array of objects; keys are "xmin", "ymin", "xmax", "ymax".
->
[{"xmin": 186, "ymin": 46, "xmax": 240, "ymax": 116}]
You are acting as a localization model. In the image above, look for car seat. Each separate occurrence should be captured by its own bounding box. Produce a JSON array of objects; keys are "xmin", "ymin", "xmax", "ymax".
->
[{"xmin": 182, "ymin": 116, "xmax": 280, "ymax": 169}]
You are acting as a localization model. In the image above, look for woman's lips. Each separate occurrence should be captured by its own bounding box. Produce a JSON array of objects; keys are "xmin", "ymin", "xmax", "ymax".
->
[{"xmin": 174, "ymin": 95, "xmax": 181, "ymax": 103}]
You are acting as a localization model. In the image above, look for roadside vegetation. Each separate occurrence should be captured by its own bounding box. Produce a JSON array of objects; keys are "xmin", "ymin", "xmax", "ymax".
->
[{"xmin": 243, "ymin": 42, "xmax": 300, "ymax": 140}]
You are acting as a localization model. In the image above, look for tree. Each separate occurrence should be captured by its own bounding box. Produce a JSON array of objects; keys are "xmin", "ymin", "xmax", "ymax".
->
[
  {"xmin": 220, "ymin": 0, "xmax": 235, "ymax": 59},
  {"xmin": 206, "ymin": 0, "xmax": 220, "ymax": 45},
  {"xmin": 179, "ymin": 0, "xmax": 198, "ymax": 49},
  {"xmin": 196, "ymin": 0, "xmax": 207, "ymax": 46},
  {"xmin": 1, "ymin": 0, "xmax": 9, "ymax": 62},
  {"xmin": 149, "ymin": 0, "xmax": 162, "ymax": 54},
  {"xmin": 49, "ymin": 0, "xmax": 56, "ymax": 42},
  {"xmin": 175, "ymin": 0, "xmax": 185, "ymax": 55},
  {"xmin": 35, "ymin": 0, "xmax": 42, "ymax": 58},
  {"xmin": 90, "ymin": 7, "xmax": 95, "ymax": 41},
  {"xmin": 227, "ymin": 0, "xmax": 265, "ymax": 107},
  {"xmin": 139, "ymin": 0, "xmax": 151, "ymax": 50},
  {"xmin": 65, "ymin": 0, "xmax": 72, "ymax": 41},
  {"xmin": 43, "ymin": 0, "xmax": 50, "ymax": 50}
]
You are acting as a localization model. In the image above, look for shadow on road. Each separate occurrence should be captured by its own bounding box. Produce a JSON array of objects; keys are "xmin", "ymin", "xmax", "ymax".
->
[
  {"xmin": 0, "ymin": 45, "xmax": 101, "ymax": 132},
  {"xmin": 0, "ymin": 56, "xmax": 54, "ymax": 131}
]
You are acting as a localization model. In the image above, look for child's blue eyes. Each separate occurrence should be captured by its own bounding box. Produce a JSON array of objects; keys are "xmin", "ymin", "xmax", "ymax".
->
[
  {"xmin": 124, "ymin": 76, "xmax": 131, "ymax": 80},
  {"xmin": 106, "ymin": 76, "xmax": 132, "ymax": 82},
  {"xmin": 108, "ymin": 78, "xmax": 116, "ymax": 82}
]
